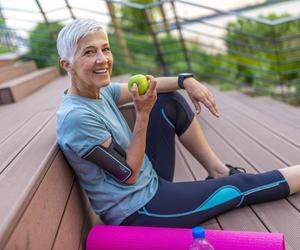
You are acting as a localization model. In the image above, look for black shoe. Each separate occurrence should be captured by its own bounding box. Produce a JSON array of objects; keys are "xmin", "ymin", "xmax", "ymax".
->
[{"xmin": 205, "ymin": 164, "xmax": 246, "ymax": 180}]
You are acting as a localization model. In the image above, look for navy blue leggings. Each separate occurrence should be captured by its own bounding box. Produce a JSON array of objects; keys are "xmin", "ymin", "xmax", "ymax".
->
[{"xmin": 121, "ymin": 92, "xmax": 290, "ymax": 228}]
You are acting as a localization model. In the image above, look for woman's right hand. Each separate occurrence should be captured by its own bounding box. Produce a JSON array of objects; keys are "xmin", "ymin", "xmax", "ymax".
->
[{"xmin": 130, "ymin": 75, "xmax": 157, "ymax": 116}]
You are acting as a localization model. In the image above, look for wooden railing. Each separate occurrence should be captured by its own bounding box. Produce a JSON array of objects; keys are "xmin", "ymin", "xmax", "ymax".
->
[{"xmin": 0, "ymin": 0, "xmax": 299, "ymax": 101}]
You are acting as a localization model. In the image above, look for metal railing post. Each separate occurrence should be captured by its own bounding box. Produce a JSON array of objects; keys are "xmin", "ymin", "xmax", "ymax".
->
[
  {"xmin": 64, "ymin": 0, "xmax": 76, "ymax": 20},
  {"xmin": 144, "ymin": 7, "xmax": 169, "ymax": 75},
  {"xmin": 34, "ymin": 0, "xmax": 57, "ymax": 43},
  {"xmin": 158, "ymin": 0, "xmax": 170, "ymax": 35},
  {"xmin": 170, "ymin": 0, "xmax": 191, "ymax": 72},
  {"xmin": 271, "ymin": 25, "xmax": 285, "ymax": 101},
  {"xmin": 105, "ymin": 1, "xmax": 131, "ymax": 64}
]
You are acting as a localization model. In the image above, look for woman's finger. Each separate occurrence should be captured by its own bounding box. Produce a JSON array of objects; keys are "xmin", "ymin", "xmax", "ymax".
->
[
  {"xmin": 146, "ymin": 75, "xmax": 157, "ymax": 93},
  {"xmin": 131, "ymin": 83, "xmax": 139, "ymax": 99},
  {"xmin": 193, "ymin": 100, "xmax": 201, "ymax": 114}
]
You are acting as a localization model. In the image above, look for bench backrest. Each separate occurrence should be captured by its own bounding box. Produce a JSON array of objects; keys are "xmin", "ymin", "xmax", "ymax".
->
[{"xmin": 0, "ymin": 104, "xmax": 135, "ymax": 249}]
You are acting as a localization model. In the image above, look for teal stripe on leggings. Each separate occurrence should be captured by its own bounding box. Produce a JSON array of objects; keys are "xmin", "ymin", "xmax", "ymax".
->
[
  {"xmin": 161, "ymin": 108, "xmax": 175, "ymax": 129},
  {"xmin": 137, "ymin": 180, "xmax": 286, "ymax": 218}
]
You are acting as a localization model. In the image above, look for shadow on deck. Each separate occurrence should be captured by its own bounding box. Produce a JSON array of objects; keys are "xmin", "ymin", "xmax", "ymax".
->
[{"xmin": 0, "ymin": 74, "xmax": 300, "ymax": 249}]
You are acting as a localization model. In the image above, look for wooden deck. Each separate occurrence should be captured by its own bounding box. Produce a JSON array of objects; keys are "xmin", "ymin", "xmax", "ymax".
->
[
  {"xmin": 176, "ymin": 87, "xmax": 300, "ymax": 250},
  {"xmin": 1, "ymin": 75, "xmax": 300, "ymax": 249}
]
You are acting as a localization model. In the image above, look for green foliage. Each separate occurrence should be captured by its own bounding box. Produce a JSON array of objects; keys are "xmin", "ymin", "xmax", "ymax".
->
[
  {"xmin": 0, "ymin": 18, "xmax": 17, "ymax": 54},
  {"xmin": 0, "ymin": 46, "xmax": 17, "ymax": 54},
  {"xmin": 120, "ymin": 0, "xmax": 156, "ymax": 33},
  {"xmin": 224, "ymin": 13, "xmax": 300, "ymax": 93},
  {"xmin": 109, "ymin": 32, "xmax": 157, "ymax": 75},
  {"xmin": 109, "ymin": 32, "xmax": 193, "ymax": 76},
  {"xmin": 23, "ymin": 22, "xmax": 63, "ymax": 68}
]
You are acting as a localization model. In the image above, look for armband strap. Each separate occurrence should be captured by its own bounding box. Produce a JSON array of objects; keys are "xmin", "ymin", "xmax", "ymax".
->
[{"xmin": 83, "ymin": 140, "xmax": 133, "ymax": 183}]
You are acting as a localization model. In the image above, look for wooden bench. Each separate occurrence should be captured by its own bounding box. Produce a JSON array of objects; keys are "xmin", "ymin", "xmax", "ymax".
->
[
  {"xmin": 0, "ymin": 74, "xmax": 218, "ymax": 249},
  {"xmin": 1, "ymin": 74, "xmax": 300, "ymax": 249}
]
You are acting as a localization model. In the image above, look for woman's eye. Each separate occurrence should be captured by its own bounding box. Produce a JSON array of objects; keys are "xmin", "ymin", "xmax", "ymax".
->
[{"xmin": 84, "ymin": 50, "xmax": 95, "ymax": 55}]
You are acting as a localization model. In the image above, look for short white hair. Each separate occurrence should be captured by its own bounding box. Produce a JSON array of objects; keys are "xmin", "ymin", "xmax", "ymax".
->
[{"xmin": 57, "ymin": 18, "xmax": 105, "ymax": 62}]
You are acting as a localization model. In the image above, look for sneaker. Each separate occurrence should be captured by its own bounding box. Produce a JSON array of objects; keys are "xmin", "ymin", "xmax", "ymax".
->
[{"xmin": 205, "ymin": 164, "xmax": 246, "ymax": 180}]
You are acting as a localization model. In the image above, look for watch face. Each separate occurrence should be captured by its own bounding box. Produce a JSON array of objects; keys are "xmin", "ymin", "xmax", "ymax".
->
[{"xmin": 180, "ymin": 73, "xmax": 193, "ymax": 77}]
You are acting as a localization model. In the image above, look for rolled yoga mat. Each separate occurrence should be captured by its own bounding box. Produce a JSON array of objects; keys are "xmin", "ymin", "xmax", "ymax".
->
[{"xmin": 86, "ymin": 225, "xmax": 285, "ymax": 250}]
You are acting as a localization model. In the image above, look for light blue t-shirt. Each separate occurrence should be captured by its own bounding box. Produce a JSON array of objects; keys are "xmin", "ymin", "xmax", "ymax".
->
[{"xmin": 56, "ymin": 83, "xmax": 158, "ymax": 225}]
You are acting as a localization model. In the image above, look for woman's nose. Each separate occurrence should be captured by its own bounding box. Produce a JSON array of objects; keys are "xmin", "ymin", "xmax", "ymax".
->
[{"xmin": 95, "ymin": 52, "xmax": 108, "ymax": 63}]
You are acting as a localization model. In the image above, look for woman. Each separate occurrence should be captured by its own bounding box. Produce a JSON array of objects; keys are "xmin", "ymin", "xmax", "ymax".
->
[{"xmin": 56, "ymin": 18, "xmax": 300, "ymax": 228}]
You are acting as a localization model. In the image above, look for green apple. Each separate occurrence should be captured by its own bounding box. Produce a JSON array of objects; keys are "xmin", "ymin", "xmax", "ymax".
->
[{"xmin": 128, "ymin": 74, "xmax": 149, "ymax": 95}]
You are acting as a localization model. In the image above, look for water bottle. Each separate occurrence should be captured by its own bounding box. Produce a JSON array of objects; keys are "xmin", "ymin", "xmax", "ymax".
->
[{"xmin": 189, "ymin": 226, "xmax": 214, "ymax": 250}]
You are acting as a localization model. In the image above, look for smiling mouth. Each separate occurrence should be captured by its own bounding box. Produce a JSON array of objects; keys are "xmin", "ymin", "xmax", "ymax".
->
[{"xmin": 93, "ymin": 69, "xmax": 108, "ymax": 74}]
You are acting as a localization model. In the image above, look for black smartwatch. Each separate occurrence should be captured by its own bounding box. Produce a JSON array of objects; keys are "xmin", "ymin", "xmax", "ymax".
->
[{"xmin": 178, "ymin": 73, "xmax": 193, "ymax": 89}]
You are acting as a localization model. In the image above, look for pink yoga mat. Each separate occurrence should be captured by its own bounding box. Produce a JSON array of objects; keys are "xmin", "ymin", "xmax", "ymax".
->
[{"xmin": 86, "ymin": 225, "xmax": 285, "ymax": 250}]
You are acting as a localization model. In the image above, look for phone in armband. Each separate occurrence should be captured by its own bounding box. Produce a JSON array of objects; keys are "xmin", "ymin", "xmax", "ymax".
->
[{"xmin": 83, "ymin": 140, "xmax": 133, "ymax": 183}]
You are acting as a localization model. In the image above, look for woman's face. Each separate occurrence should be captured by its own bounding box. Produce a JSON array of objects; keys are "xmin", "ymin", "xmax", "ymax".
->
[{"xmin": 70, "ymin": 30, "xmax": 113, "ymax": 90}]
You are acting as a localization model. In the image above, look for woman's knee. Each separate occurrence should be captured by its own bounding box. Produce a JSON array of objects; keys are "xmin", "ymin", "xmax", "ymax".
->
[{"xmin": 159, "ymin": 92, "xmax": 195, "ymax": 136}]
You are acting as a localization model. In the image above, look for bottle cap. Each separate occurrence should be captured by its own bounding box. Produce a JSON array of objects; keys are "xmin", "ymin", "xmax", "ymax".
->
[{"xmin": 192, "ymin": 226, "xmax": 205, "ymax": 238}]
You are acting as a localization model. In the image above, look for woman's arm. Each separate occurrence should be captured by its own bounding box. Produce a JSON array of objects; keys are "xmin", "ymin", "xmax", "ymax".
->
[
  {"xmin": 118, "ymin": 76, "xmax": 219, "ymax": 117},
  {"xmin": 117, "ymin": 77, "xmax": 178, "ymax": 106},
  {"xmin": 123, "ymin": 76, "xmax": 157, "ymax": 184}
]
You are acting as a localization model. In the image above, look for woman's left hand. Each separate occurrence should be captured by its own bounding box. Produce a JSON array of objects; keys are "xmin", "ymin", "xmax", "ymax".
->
[{"xmin": 184, "ymin": 78, "xmax": 220, "ymax": 117}]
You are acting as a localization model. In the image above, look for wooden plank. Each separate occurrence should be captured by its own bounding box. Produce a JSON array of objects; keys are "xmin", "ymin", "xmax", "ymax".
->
[
  {"xmin": 0, "ymin": 75, "xmax": 127, "ymax": 141},
  {"xmin": 175, "ymin": 139, "xmax": 221, "ymax": 230},
  {"xmin": 205, "ymin": 87, "xmax": 300, "ymax": 210},
  {"xmin": 177, "ymin": 91, "xmax": 269, "ymax": 231},
  {"xmin": 0, "ymin": 118, "xmax": 58, "ymax": 248},
  {"xmin": 176, "ymin": 137, "xmax": 210, "ymax": 181},
  {"xmin": 179, "ymin": 89, "xmax": 300, "ymax": 243},
  {"xmin": 221, "ymin": 108, "xmax": 300, "ymax": 165},
  {"xmin": 179, "ymin": 117, "xmax": 269, "ymax": 233},
  {"xmin": 207, "ymin": 86, "xmax": 300, "ymax": 148},
  {"xmin": 0, "ymin": 77, "xmax": 68, "ymax": 141},
  {"xmin": 0, "ymin": 58, "xmax": 17, "ymax": 67},
  {"xmin": 78, "ymin": 186, "xmax": 101, "ymax": 227},
  {"xmin": 0, "ymin": 110, "xmax": 55, "ymax": 174},
  {"xmin": 205, "ymin": 102, "xmax": 300, "ymax": 211},
  {"xmin": 200, "ymin": 120, "xmax": 270, "ymax": 231},
  {"xmin": 3, "ymin": 151, "xmax": 74, "ymax": 249},
  {"xmin": 52, "ymin": 181, "xmax": 85, "ymax": 250},
  {"xmin": 174, "ymin": 142, "xmax": 195, "ymax": 182},
  {"xmin": 78, "ymin": 219, "xmax": 89, "ymax": 250},
  {"xmin": 200, "ymin": 109, "xmax": 300, "ymax": 250},
  {"xmin": 227, "ymin": 91, "xmax": 300, "ymax": 130},
  {"xmin": 10, "ymin": 67, "xmax": 59, "ymax": 103},
  {"xmin": 0, "ymin": 61, "xmax": 36, "ymax": 84}
]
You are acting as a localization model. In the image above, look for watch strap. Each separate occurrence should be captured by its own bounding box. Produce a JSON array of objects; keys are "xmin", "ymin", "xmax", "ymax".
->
[{"xmin": 178, "ymin": 73, "xmax": 193, "ymax": 89}]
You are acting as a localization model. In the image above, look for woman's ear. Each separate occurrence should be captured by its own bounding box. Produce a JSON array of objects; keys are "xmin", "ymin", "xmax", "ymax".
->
[{"xmin": 60, "ymin": 59, "xmax": 72, "ymax": 74}]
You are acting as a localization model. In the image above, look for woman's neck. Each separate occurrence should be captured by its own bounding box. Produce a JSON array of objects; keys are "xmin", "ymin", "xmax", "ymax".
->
[{"xmin": 69, "ymin": 82, "xmax": 101, "ymax": 100}]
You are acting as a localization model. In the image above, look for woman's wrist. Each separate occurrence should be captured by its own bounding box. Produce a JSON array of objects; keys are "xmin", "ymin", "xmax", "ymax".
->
[{"xmin": 136, "ymin": 111, "xmax": 150, "ymax": 121}]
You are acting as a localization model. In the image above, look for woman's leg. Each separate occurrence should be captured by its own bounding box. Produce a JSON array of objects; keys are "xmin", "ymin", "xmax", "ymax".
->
[
  {"xmin": 147, "ymin": 91, "xmax": 230, "ymax": 180},
  {"xmin": 279, "ymin": 164, "xmax": 300, "ymax": 194},
  {"xmin": 179, "ymin": 117, "xmax": 229, "ymax": 178},
  {"xmin": 121, "ymin": 169, "xmax": 290, "ymax": 228},
  {"xmin": 146, "ymin": 92, "xmax": 195, "ymax": 181}
]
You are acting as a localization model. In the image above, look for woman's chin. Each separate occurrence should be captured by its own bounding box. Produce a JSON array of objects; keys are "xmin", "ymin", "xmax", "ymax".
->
[{"xmin": 95, "ymin": 74, "xmax": 110, "ymax": 86}]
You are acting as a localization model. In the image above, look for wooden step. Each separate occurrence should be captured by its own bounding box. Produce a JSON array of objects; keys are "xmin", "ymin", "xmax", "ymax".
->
[
  {"xmin": 0, "ymin": 110, "xmax": 55, "ymax": 174},
  {"xmin": 0, "ymin": 61, "xmax": 37, "ymax": 84},
  {"xmin": 0, "ymin": 67, "xmax": 60, "ymax": 105},
  {"xmin": 0, "ymin": 53, "xmax": 18, "ymax": 67}
]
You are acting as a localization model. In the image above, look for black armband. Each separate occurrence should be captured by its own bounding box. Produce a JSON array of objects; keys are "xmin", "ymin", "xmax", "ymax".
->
[{"xmin": 83, "ymin": 140, "xmax": 133, "ymax": 183}]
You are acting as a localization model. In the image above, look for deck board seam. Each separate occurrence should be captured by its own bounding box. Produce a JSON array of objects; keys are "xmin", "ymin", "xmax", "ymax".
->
[
  {"xmin": 2, "ymin": 147, "xmax": 60, "ymax": 249},
  {"xmin": 50, "ymin": 177, "xmax": 76, "ymax": 250},
  {"xmin": 0, "ymin": 113, "xmax": 56, "ymax": 175}
]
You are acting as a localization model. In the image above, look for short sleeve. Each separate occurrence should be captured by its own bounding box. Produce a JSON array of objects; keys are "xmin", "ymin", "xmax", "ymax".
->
[
  {"xmin": 59, "ymin": 109, "xmax": 111, "ymax": 157},
  {"xmin": 104, "ymin": 82, "xmax": 120, "ymax": 103}
]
